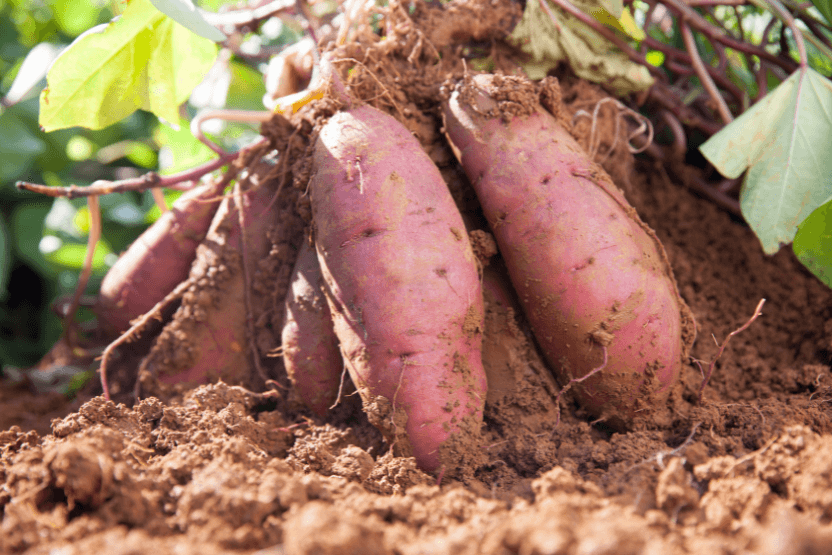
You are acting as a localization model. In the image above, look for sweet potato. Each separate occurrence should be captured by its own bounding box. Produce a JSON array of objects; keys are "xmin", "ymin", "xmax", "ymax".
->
[
  {"xmin": 442, "ymin": 75, "xmax": 694, "ymax": 427},
  {"xmin": 138, "ymin": 184, "xmax": 278, "ymax": 390},
  {"xmin": 95, "ymin": 181, "xmax": 224, "ymax": 334},
  {"xmin": 310, "ymin": 105, "xmax": 486, "ymax": 472},
  {"xmin": 282, "ymin": 238, "xmax": 343, "ymax": 416}
]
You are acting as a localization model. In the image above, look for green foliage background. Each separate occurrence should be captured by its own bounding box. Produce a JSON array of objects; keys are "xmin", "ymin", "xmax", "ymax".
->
[{"xmin": 0, "ymin": 0, "xmax": 290, "ymax": 373}]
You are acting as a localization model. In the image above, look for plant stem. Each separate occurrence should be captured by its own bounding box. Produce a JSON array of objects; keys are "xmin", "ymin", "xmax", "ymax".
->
[{"xmin": 681, "ymin": 23, "xmax": 734, "ymax": 123}]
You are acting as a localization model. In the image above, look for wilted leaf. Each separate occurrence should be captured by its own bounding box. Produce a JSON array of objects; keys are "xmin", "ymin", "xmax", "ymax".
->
[
  {"xmin": 149, "ymin": 0, "xmax": 226, "ymax": 42},
  {"xmin": 793, "ymin": 196, "xmax": 832, "ymax": 288},
  {"xmin": 508, "ymin": 0, "xmax": 653, "ymax": 95},
  {"xmin": 700, "ymin": 68, "xmax": 832, "ymax": 253},
  {"xmin": 39, "ymin": 0, "xmax": 218, "ymax": 131}
]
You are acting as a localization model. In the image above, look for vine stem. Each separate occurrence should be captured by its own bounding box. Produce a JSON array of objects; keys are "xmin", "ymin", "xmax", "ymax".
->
[
  {"xmin": 62, "ymin": 195, "xmax": 100, "ymax": 347},
  {"xmin": 754, "ymin": 0, "xmax": 808, "ymax": 68},
  {"xmin": 680, "ymin": 23, "xmax": 734, "ymax": 124},
  {"xmin": 16, "ymin": 138, "xmax": 266, "ymax": 199}
]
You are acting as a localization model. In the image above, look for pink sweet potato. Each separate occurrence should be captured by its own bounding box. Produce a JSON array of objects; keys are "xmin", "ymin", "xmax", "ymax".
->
[
  {"xmin": 310, "ymin": 105, "xmax": 486, "ymax": 472},
  {"xmin": 282, "ymin": 239, "xmax": 343, "ymax": 416},
  {"xmin": 442, "ymin": 75, "xmax": 694, "ymax": 427},
  {"xmin": 139, "ymin": 184, "xmax": 278, "ymax": 389},
  {"xmin": 95, "ymin": 181, "xmax": 224, "ymax": 334}
]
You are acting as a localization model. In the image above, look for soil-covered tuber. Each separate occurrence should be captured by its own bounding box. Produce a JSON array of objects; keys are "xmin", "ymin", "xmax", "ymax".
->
[
  {"xmin": 309, "ymin": 104, "xmax": 487, "ymax": 472},
  {"xmin": 282, "ymin": 239, "xmax": 343, "ymax": 416},
  {"xmin": 443, "ymin": 74, "xmax": 695, "ymax": 428}
]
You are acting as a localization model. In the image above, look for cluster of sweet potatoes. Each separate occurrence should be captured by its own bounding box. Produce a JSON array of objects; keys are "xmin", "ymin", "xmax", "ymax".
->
[{"xmin": 94, "ymin": 73, "xmax": 694, "ymax": 473}]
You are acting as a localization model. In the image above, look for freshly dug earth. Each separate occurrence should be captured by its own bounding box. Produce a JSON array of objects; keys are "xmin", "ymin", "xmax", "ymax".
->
[{"xmin": 3, "ymin": 2, "xmax": 832, "ymax": 553}]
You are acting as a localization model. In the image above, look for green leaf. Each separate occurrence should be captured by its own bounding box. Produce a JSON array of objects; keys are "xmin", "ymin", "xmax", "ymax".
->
[
  {"xmin": 227, "ymin": 61, "xmax": 268, "ymax": 110},
  {"xmin": 39, "ymin": 0, "xmax": 218, "ymax": 131},
  {"xmin": 700, "ymin": 68, "xmax": 832, "ymax": 253},
  {"xmin": 11, "ymin": 204, "xmax": 53, "ymax": 276},
  {"xmin": 44, "ymin": 239, "xmax": 112, "ymax": 271},
  {"xmin": 793, "ymin": 196, "xmax": 832, "ymax": 287},
  {"xmin": 0, "ymin": 214, "xmax": 9, "ymax": 298},
  {"xmin": 49, "ymin": 0, "xmax": 106, "ymax": 37},
  {"xmin": 809, "ymin": 0, "xmax": 832, "ymax": 25},
  {"xmin": 149, "ymin": 0, "xmax": 227, "ymax": 42},
  {"xmin": 155, "ymin": 118, "xmax": 215, "ymax": 175},
  {"xmin": 0, "ymin": 108, "xmax": 47, "ymax": 182},
  {"xmin": 508, "ymin": 0, "xmax": 653, "ymax": 95}
]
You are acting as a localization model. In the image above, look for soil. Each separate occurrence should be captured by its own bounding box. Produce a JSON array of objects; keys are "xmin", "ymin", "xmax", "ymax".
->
[{"xmin": 3, "ymin": 1, "xmax": 832, "ymax": 553}]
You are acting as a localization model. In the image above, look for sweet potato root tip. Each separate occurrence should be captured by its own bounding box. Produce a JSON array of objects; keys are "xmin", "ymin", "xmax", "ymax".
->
[
  {"xmin": 443, "ymin": 74, "xmax": 695, "ymax": 428},
  {"xmin": 282, "ymin": 239, "xmax": 343, "ymax": 416},
  {"xmin": 95, "ymin": 182, "xmax": 224, "ymax": 335},
  {"xmin": 310, "ymin": 105, "xmax": 486, "ymax": 472}
]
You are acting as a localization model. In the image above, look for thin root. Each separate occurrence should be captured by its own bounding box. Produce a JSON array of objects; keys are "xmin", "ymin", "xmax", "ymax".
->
[
  {"xmin": 99, "ymin": 278, "xmax": 194, "ymax": 401},
  {"xmin": 695, "ymin": 298, "xmax": 766, "ymax": 403}
]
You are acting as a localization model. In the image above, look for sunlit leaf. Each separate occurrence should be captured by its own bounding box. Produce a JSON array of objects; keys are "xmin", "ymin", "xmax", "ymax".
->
[
  {"xmin": 39, "ymin": 0, "xmax": 218, "ymax": 131},
  {"xmin": 793, "ymin": 196, "xmax": 832, "ymax": 287},
  {"xmin": 809, "ymin": 0, "xmax": 832, "ymax": 25},
  {"xmin": 700, "ymin": 68, "xmax": 832, "ymax": 253},
  {"xmin": 149, "ymin": 0, "xmax": 226, "ymax": 42}
]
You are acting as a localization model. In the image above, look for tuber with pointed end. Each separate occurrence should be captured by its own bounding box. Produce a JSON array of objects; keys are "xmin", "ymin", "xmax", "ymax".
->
[
  {"xmin": 95, "ymin": 181, "xmax": 224, "ymax": 335},
  {"xmin": 442, "ymin": 74, "xmax": 695, "ymax": 428},
  {"xmin": 309, "ymin": 105, "xmax": 486, "ymax": 473},
  {"xmin": 282, "ymin": 238, "xmax": 343, "ymax": 416}
]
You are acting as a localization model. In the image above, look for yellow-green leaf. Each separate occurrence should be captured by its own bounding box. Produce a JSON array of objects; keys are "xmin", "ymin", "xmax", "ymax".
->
[
  {"xmin": 39, "ymin": 0, "xmax": 218, "ymax": 131},
  {"xmin": 589, "ymin": 7, "xmax": 644, "ymax": 41}
]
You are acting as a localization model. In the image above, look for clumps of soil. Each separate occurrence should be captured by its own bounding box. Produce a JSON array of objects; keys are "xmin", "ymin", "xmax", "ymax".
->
[{"xmin": 5, "ymin": 385, "xmax": 832, "ymax": 554}]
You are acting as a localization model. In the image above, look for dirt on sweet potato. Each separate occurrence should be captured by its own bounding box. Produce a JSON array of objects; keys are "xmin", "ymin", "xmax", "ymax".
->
[{"xmin": 3, "ymin": 0, "xmax": 832, "ymax": 553}]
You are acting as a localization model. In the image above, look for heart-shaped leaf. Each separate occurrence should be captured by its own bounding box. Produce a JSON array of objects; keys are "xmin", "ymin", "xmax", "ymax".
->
[
  {"xmin": 40, "ymin": 0, "xmax": 218, "ymax": 131},
  {"xmin": 701, "ymin": 68, "xmax": 832, "ymax": 253}
]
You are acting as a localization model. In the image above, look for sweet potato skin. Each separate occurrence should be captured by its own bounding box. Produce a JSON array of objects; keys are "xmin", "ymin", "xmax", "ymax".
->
[
  {"xmin": 282, "ymin": 239, "xmax": 343, "ymax": 416},
  {"xmin": 443, "ymin": 75, "xmax": 694, "ymax": 427},
  {"xmin": 140, "ymin": 184, "xmax": 278, "ymax": 389},
  {"xmin": 310, "ymin": 105, "xmax": 486, "ymax": 472},
  {"xmin": 96, "ymin": 182, "xmax": 223, "ymax": 334}
]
